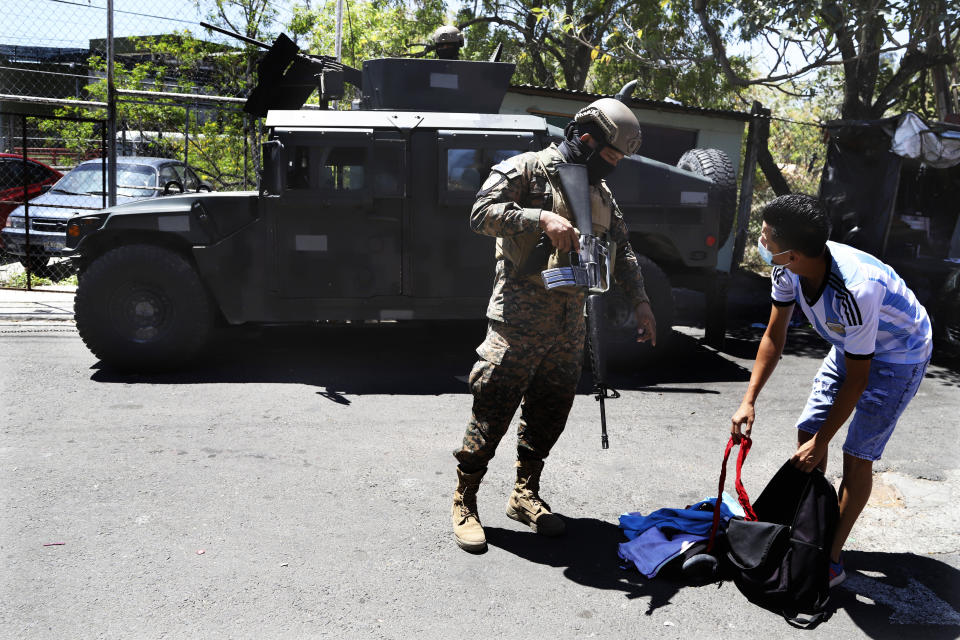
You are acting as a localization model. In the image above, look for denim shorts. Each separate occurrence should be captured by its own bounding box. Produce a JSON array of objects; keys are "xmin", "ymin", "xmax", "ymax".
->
[{"xmin": 796, "ymin": 347, "xmax": 929, "ymax": 461}]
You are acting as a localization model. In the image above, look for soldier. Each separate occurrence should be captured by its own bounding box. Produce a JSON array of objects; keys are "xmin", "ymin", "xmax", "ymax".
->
[
  {"xmin": 430, "ymin": 25, "xmax": 464, "ymax": 60},
  {"xmin": 451, "ymin": 98, "xmax": 657, "ymax": 552}
]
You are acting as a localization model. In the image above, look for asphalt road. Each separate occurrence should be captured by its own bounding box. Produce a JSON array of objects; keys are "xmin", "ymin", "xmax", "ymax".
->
[{"xmin": 1, "ymin": 315, "xmax": 959, "ymax": 639}]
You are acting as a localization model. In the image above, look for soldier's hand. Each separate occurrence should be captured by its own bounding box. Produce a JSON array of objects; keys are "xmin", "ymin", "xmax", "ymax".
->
[
  {"xmin": 635, "ymin": 302, "xmax": 656, "ymax": 346},
  {"xmin": 539, "ymin": 211, "xmax": 580, "ymax": 254}
]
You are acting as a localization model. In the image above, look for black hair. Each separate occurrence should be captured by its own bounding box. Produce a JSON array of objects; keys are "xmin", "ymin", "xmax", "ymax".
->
[{"xmin": 761, "ymin": 193, "xmax": 831, "ymax": 257}]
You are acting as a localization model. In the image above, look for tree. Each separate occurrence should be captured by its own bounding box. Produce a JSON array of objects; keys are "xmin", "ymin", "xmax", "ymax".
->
[
  {"xmin": 41, "ymin": 1, "xmax": 283, "ymax": 190},
  {"xmin": 198, "ymin": 0, "xmax": 279, "ymax": 93},
  {"xmin": 288, "ymin": 0, "xmax": 448, "ymax": 105},
  {"xmin": 691, "ymin": 0, "xmax": 959, "ymax": 120},
  {"xmin": 44, "ymin": 32, "xmax": 262, "ymax": 190},
  {"xmin": 453, "ymin": 0, "xmax": 748, "ymax": 100},
  {"xmin": 290, "ymin": 0, "xmax": 447, "ymax": 63}
]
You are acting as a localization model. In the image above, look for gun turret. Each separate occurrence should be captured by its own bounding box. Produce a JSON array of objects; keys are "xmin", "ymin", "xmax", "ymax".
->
[
  {"xmin": 200, "ymin": 21, "xmax": 362, "ymax": 116},
  {"xmin": 203, "ymin": 22, "xmax": 516, "ymax": 115}
]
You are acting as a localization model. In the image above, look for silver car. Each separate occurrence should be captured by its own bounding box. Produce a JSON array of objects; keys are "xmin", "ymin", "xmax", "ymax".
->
[{"xmin": 2, "ymin": 156, "xmax": 210, "ymax": 270}]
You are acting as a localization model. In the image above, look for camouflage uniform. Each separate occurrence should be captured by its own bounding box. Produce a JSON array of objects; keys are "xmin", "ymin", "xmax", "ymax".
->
[{"xmin": 454, "ymin": 143, "xmax": 650, "ymax": 471}]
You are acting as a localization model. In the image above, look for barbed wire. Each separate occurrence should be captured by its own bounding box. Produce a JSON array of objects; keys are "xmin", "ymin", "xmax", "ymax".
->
[{"xmin": 768, "ymin": 114, "xmax": 825, "ymax": 127}]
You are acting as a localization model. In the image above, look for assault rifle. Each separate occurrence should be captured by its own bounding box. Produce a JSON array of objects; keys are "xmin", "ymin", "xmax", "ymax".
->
[
  {"xmin": 540, "ymin": 163, "xmax": 612, "ymax": 293},
  {"xmin": 538, "ymin": 163, "xmax": 618, "ymax": 449}
]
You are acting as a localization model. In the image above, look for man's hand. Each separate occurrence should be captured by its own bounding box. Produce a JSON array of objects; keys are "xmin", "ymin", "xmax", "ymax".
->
[
  {"xmin": 790, "ymin": 435, "xmax": 828, "ymax": 473},
  {"xmin": 635, "ymin": 302, "xmax": 656, "ymax": 346},
  {"xmin": 730, "ymin": 401, "xmax": 755, "ymax": 443},
  {"xmin": 539, "ymin": 211, "xmax": 580, "ymax": 254}
]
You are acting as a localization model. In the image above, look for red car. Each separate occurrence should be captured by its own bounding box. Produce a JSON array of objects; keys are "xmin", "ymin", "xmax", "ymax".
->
[{"xmin": 0, "ymin": 153, "xmax": 63, "ymax": 231}]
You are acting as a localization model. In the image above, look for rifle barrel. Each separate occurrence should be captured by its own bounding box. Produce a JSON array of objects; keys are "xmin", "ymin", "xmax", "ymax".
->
[{"xmin": 200, "ymin": 21, "xmax": 271, "ymax": 50}]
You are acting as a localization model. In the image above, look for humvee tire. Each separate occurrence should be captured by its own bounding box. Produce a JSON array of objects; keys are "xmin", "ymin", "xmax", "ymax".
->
[
  {"xmin": 677, "ymin": 148, "xmax": 737, "ymax": 245},
  {"xmin": 935, "ymin": 269, "xmax": 960, "ymax": 358},
  {"xmin": 601, "ymin": 255, "xmax": 675, "ymax": 363},
  {"xmin": 636, "ymin": 255, "xmax": 674, "ymax": 349},
  {"xmin": 75, "ymin": 244, "xmax": 214, "ymax": 370}
]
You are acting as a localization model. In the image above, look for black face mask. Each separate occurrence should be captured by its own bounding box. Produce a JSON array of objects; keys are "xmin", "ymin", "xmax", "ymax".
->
[
  {"xmin": 586, "ymin": 151, "xmax": 616, "ymax": 183},
  {"xmin": 558, "ymin": 136, "xmax": 616, "ymax": 184}
]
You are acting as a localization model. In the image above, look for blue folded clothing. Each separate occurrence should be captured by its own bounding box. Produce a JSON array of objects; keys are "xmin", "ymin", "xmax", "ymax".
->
[
  {"xmin": 617, "ymin": 493, "xmax": 745, "ymax": 577},
  {"xmin": 618, "ymin": 527, "xmax": 706, "ymax": 578},
  {"xmin": 619, "ymin": 493, "xmax": 743, "ymax": 541}
]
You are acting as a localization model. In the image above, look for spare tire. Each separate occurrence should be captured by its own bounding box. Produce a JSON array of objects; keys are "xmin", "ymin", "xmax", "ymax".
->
[{"xmin": 677, "ymin": 148, "xmax": 738, "ymax": 245}]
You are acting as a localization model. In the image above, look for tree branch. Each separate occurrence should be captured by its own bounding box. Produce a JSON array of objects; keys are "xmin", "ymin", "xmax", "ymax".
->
[
  {"xmin": 873, "ymin": 48, "xmax": 956, "ymax": 117},
  {"xmin": 692, "ymin": 0, "xmax": 748, "ymax": 87}
]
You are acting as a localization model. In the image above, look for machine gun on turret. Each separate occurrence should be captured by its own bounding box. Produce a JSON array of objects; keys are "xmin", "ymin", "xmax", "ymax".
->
[
  {"xmin": 200, "ymin": 21, "xmax": 362, "ymax": 116},
  {"xmin": 203, "ymin": 22, "xmax": 515, "ymax": 115}
]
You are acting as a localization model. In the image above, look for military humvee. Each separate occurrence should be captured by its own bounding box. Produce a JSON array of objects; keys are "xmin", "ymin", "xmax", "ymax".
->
[{"xmin": 67, "ymin": 31, "xmax": 737, "ymax": 370}]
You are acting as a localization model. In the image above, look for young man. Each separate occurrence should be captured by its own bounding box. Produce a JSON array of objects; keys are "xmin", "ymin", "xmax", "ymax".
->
[
  {"xmin": 731, "ymin": 193, "xmax": 932, "ymax": 587},
  {"xmin": 450, "ymin": 98, "xmax": 657, "ymax": 553}
]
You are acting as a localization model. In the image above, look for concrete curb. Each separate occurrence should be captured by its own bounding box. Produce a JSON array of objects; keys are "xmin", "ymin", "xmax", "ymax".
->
[{"xmin": 0, "ymin": 287, "xmax": 75, "ymax": 321}]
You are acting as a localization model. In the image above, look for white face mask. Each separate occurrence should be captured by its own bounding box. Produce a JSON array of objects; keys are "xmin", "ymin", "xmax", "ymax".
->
[{"xmin": 757, "ymin": 237, "xmax": 791, "ymax": 266}]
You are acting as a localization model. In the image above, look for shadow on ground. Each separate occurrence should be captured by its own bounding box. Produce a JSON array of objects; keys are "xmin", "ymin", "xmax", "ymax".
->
[
  {"xmin": 90, "ymin": 322, "xmax": 755, "ymax": 395},
  {"xmin": 828, "ymin": 551, "xmax": 960, "ymax": 639},
  {"xmin": 484, "ymin": 517, "xmax": 699, "ymax": 615},
  {"xmin": 489, "ymin": 521, "xmax": 960, "ymax": 635}
]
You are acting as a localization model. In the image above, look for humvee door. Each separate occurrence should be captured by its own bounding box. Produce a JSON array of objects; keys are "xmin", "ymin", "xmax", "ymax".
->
[{"xmin": 273, "ymin": 129, "xmax": 405, "ymax": 298}]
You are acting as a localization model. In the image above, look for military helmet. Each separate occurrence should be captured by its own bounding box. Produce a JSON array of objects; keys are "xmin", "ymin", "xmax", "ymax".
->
[
  {"xmin": 574, "ymin": 98, "xmax": 642, "ymax": 156},
  {"xmin": 431, "ymin": 25, "xmax": 465, "ymax": 47}
]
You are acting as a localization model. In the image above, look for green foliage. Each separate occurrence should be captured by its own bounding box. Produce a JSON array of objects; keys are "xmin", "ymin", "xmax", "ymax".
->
[
  {"xmin": 285, "ymin": 0, "xmax": 749, "ymax": 106},
  {"xmin": 588, "ymin": 0, "xmax": 748, "ymax": 105},
  {"xmin": 740, "ymin": 82, "xmax": 834, "ymax": 275},
  {"xmin": 38, "ymin": 32, "xmax": 260, "ymax": 190},
  {"xmin": 291, "ymin": 0, "xmax": 447, "ymax": 64},
  {"xmin": 0, "ymin": 269, "xmax": 78, "ymax": 288},
  {"xmin": 725, "ymin": 0, "xmax": 958, "ymax": 119},
  {"xmin": 288, "ymin": 0, "xmax": 449, "ymax": 106}
]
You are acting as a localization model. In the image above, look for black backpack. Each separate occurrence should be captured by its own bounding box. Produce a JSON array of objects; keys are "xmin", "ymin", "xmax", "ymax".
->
[{"xmin": 725, "ymin": 461, "xmax": 840, "ymax": 627}]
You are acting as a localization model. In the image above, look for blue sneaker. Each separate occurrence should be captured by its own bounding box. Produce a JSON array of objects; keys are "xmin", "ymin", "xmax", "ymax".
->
[{"xmin": 829, "ymin": 558, "xmax": 846, "ymax": 588}]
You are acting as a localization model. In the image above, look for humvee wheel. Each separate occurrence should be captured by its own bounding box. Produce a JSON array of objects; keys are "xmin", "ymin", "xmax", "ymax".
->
[
  {"xmin": 600, "ymin": 255, "xmax": 675, "ymax": 364},
  {"xmin": 635, "ymin": 255, "xmax": 674, "ymax": 349},
  {"xmin": 677, "ymin": 148, "xmax": 737, "ymax": 245},
  {"xmin": 75, "ymin": 244, "xmax": 214, "ymax": 370}
]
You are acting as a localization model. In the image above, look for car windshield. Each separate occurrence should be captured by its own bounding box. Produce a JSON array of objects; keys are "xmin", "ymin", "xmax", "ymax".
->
[{"xmin": 52, "ymin": 163, "xmax": 157, "ymax": 198}]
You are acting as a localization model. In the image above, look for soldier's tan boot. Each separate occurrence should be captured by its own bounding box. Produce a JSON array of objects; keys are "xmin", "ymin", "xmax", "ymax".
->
[
  {"xmin": 452, "ymin": 467, "xmax": 487, "ymax": 553},
  {"xmin": 506, "ymin": 459, "xmax": 566, "ymax": 536}
]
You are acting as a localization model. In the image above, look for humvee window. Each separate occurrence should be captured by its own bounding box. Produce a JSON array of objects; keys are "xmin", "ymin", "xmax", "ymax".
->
[
  {"xmin": 447, "ymin": 149, "xmax": 483, "ymax": 192},
  {"xmin": 288, "ymin": 146, "xmax": 310, "ymax": 189},
  {"xmin": 322, "ymin": 147, "xmax": 367, "ymax": 191},
  {"xmin": 446, "ymin": 148, "xmax": 523, "ymax": 192}
]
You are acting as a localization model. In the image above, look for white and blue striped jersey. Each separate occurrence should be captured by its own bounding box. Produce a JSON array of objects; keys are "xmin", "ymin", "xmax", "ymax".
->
[{"xmin": 771, "ymin": 241, "xmax": 932, "ymax": 364}]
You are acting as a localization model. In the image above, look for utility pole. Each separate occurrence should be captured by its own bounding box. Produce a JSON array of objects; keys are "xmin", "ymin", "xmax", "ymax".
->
[
  {"xmin": 335, "ymin": 0, "xmax": 343, "ymax": 62},
  {"xmin": 106, "ymin": 0, "xmax": 117, "ymax": 206}
]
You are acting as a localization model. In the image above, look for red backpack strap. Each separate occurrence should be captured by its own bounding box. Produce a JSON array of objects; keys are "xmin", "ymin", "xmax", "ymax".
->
[
  {"xmin": 734, "ymin": 437, "xmax": 758, "ymax": 521},
  {"xmin": 706, "ymin": 436, "xmax": 757, "ymax": 552}
]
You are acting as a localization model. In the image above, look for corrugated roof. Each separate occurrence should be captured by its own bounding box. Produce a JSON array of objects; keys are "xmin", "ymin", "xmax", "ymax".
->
[{"xmin": 508, "ymin": 84, "xmax": 751, "ymax": 121}]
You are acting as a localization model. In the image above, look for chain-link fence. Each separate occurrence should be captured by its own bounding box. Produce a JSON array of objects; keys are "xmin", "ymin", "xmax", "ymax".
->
[
  {"xmin": 0, "ymin": 112, "xmax": 105, "ymax": 289},
  {"xmin": 2, "ymin": 0, "xmax": 274, "ymax": 289}
]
